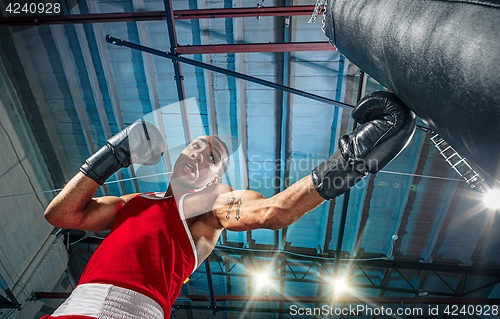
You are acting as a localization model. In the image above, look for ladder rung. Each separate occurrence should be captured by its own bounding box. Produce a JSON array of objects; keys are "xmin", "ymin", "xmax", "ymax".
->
[
  {"xmin": 439, "ymin": 146, "xmax": 453, "ymax": 154},
  {"xmin": 451, "ymin": 159, "xmax": 465, "ymax": 168},
  {"xmin": 465, "ymin": 174, "xmax": 480, "ymax": 183}
]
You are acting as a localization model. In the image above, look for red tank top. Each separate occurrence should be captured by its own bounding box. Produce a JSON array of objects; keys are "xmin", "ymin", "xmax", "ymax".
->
[{"xmin": 78, "ymin": 193, "xmax": 197, "ymax": 317}]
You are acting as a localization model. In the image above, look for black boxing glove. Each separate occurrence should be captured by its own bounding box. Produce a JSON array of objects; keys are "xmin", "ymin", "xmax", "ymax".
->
[
  {"xmin": 80, "ymin": 120, "xmax": 165, "ymax": 185},
  {"xmin": 311, "ymin": 91, "xmax": 416, "ymax": 200}
]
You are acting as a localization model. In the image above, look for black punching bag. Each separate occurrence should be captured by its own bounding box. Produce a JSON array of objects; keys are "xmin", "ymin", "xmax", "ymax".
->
[{"xmin": 323, "ymin": 0, "xmax": 500, "ymax": 180}]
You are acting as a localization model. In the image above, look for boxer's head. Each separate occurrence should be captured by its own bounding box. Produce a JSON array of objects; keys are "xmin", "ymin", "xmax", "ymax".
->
[{"xmin": 171, "ymin": 136, "xmax": 230, "ymax": 190}]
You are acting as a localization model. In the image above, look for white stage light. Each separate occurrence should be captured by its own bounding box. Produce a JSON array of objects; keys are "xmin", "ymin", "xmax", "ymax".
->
[
  {"xmin": 255, "ymin": 273, "xmax": 270, "ymax": 288},
  {"xmin": 332, "ymin": 277, "xmax": 349, "ymax": 292},
  {"xmin": 484, "ymin": 190, "xmax": 500, "ymax": 209}
]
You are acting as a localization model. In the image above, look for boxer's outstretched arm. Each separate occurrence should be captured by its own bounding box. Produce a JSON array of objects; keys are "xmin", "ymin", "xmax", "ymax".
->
[
  {"xmin": 201, "ymin": 92, "xmax": 417, "ymax": 232},
  {"xmin": 44, "ymin": 172, "xmax": 136, "ymax": 231},
  {"xmin": 209, "ymin": 175, "xmax": 325, "ymax": 231}
]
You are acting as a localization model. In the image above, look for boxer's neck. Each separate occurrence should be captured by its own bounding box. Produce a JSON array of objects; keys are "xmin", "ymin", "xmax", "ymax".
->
[{"xmin": 164, "ymin": 182, "xmax": 191, "ymax": 197}]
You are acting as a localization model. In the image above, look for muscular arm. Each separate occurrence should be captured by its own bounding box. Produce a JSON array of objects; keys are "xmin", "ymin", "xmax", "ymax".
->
[
  {"xmin": 44, "ymin": 172, "xmax": 135, "ymax": 231},
  {"xmin": 215, "ymin": 175, "xmax": 324, "ymax": 231},
  {"xmin": 183, "ymin": 175, "xmax": 325, "ymax": 232}
]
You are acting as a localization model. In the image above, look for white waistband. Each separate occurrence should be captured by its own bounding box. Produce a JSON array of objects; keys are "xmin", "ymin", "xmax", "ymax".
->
[{"xmin": 51, "ymin": 283, "xmax": 164, "ymax": 319}]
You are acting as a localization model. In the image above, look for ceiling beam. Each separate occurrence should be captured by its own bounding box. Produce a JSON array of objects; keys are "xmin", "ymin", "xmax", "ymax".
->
[
  {"xmin": 176, "ymin": 42, "xmax": 336, "ymax": 55},
  {"xmin": 0, "ymin": 6, "xmax": 321, "ymax": 26},
  {"xmin": 174, "ymin": 6, "xmax": 321, "ymax": 19}
]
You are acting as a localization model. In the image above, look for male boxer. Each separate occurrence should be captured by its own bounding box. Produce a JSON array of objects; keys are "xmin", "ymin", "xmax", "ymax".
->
[{"xmin": 42, "ymin": 91, "xmax": 416, "ymax": 319}]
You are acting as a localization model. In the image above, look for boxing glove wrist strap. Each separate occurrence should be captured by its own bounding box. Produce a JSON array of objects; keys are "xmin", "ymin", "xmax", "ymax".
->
[
  {"xmin": 80, "ymin": 145, "xmax": 123, "ymax": 185},
  {"xmin": 311, "ymin": 150, "xmax": 367, "ymax": 200}
]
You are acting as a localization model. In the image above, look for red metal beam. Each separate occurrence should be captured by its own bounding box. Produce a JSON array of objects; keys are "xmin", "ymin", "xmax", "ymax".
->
[
  {"xmin": 174, "ymin": 5, "xmax": 320, "ymax": 20},
  {"xmin": 0, "ymin": 6, "xmax": 321, "ymax": 26},
  {"xmin": 33, "ymin": 292, "xmax": 500, "ymax": 305},
  {"xmin": 177, "ymin": 42, "xmax": 336, "ymax": 54}
]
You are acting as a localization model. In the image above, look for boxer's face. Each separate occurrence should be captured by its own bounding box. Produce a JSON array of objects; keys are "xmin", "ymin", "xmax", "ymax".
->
[{"xmin": 172, "ymin": 136, "xmax": 227, "ymax": 190}]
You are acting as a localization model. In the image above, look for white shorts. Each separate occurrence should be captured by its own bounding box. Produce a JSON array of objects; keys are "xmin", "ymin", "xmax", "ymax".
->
[{"xmin": 51, "ymin": 283, "xmax": 164, "ymax": 319}]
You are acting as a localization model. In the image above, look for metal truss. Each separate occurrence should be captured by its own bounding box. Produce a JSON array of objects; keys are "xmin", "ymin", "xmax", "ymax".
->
[{"xmin": 38, "ymin": 231, "xmax": 500, "ymax": 316}]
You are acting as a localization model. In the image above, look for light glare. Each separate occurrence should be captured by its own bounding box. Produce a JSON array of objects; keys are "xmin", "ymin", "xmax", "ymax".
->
[
  {"xmin": 483, "ymin": 190, "xmax": 500, "ymax": 209},
  {"xmin": 255, "ymin": 273, "xmax": 270, "ymax": 288},
  {"xmin": 332, "ymin": 277, "xmax": 349, "ymax": 292}
]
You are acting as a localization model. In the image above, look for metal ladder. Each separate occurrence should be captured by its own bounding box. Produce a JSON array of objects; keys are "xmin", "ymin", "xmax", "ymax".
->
[{"xmin": 430, "ymin": 135, "xmax": 485, "ymax": 193}]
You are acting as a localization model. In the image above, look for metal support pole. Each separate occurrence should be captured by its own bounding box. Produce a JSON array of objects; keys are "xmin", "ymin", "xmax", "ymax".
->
[
  {"xmin": 0, "ymin": 273, "xmax": 20, "ymax": 309},
  {"xmin": 105, "ymin": 36, "xmax": 352, "ymax": 110},
  {"xmin": 332, "ymin": 71, "xmax": 366, "ymax": 278},
  {"xmin": 204, "ymin": 260, "xmax": 217, "ymax": 314},
  {"xmin": 163, "ymin": 0, "xmax": 191, "ymax": 145}
]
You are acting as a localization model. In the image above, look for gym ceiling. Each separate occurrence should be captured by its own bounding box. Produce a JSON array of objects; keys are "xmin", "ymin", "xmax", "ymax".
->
[{"xmin": 0, "ymin": 0, "xmax": 499, "ymax": 318}]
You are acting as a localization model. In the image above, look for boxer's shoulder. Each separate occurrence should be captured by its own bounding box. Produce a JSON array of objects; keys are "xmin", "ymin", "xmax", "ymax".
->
[{"xmin": 181, "ymin": 183, "xmax": 234, "ymax": 220}]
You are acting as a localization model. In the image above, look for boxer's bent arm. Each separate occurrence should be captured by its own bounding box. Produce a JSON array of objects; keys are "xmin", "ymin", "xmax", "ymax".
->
[
  {"xmin": 44, "ymin": 172, "xmax": 136, "ymax": 231},
  {"xmin": 211, "ymin": 174, "xmax": 325, "ymax": 231}
]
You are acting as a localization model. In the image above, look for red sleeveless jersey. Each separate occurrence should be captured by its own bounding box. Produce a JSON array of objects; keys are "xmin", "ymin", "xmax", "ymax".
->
[{"xmin": 78, "ymin": 193, "xmax": 197, "ymax": 317}]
